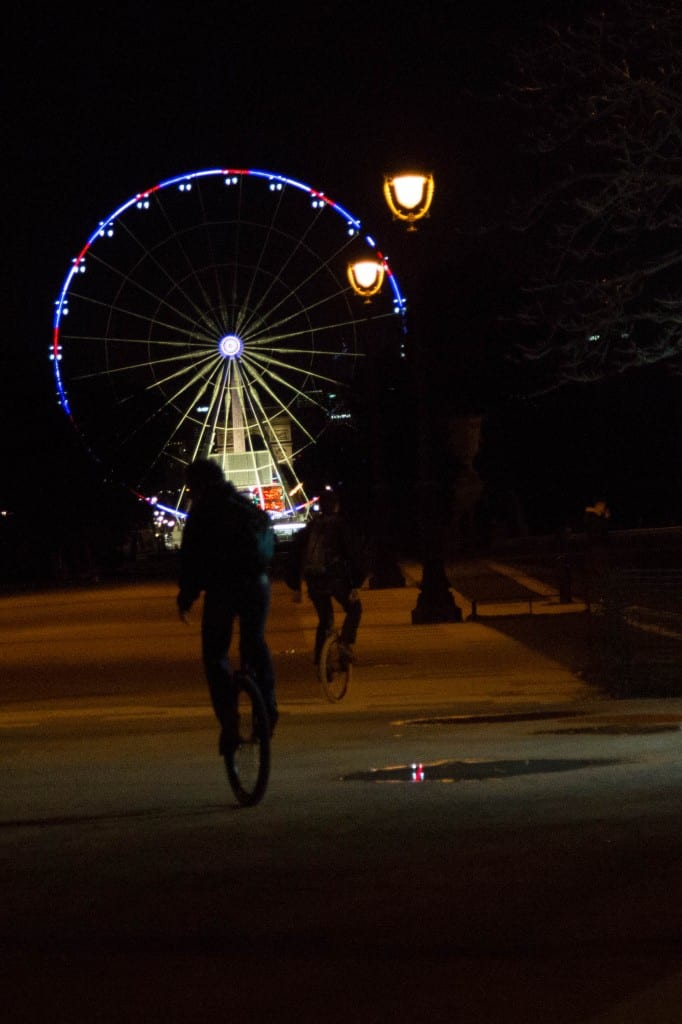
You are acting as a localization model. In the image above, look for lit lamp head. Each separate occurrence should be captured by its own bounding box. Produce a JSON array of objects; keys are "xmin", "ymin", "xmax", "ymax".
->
[
  {"xmin": 347, "ymin": 258, "xmax": 385, "ymax": 303},
  {"xmin": 383, "ymin": 172, "xmax": 435, "ymax": 230}
]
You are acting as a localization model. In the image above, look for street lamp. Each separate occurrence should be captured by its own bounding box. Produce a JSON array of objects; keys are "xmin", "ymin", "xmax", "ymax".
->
[
  {"xmin": 381, "ymin": 170, "xmax": 461, "ymax": 623},
  {"xmin": 346, "ymin": 259, "xmax": 385, "ymax": 302},
  {"xmin": 383, "ymin": 172, "xmax": 435, "ymax": 230}
]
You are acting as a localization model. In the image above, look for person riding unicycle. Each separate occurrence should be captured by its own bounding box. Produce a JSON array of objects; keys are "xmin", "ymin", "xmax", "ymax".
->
[{"xmin": 286, "ymin": 488, "xmax": 365, "ymax": 665}]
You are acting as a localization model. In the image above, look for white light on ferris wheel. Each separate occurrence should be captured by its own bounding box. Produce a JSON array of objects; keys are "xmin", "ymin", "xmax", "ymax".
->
[{"xmin": 219, "ymin": 334, "xmax": 243, "ymax": 358}]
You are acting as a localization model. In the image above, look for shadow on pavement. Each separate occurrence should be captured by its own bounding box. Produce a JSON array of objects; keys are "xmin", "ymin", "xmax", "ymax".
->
[{"xmin": 478, "ymin": 610, "xmax": 595, "ymax": 680}]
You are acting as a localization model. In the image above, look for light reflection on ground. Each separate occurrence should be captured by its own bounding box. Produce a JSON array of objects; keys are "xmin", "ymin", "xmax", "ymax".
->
[{"xmin": 340, "ymin": 758, "xmax": 624, "ymax": 783}]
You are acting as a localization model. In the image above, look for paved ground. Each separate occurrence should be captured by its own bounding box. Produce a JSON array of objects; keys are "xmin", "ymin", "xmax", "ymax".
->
[{"xmin": 1, "ymin": 564, "xmax": 681, "ymax": 1022}]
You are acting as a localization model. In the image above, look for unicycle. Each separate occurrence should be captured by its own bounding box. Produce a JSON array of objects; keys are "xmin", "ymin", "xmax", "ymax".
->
[
  {"xmin": 223, "ymin": 671, "xmax": 271, "ymax": 806},
  {"xmin": 318, "ymin": 630, "xmax": 352, "ymax": 703}
]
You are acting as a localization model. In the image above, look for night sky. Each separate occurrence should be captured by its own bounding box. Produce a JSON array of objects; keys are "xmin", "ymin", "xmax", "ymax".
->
[{"xmin": 4, "ymin": 0, "xmax": 679, "ymax": 544}]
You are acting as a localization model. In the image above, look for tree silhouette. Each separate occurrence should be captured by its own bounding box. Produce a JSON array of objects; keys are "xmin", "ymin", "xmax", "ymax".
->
[{"xmin": 509, "ymin": 0, "xmax": 682, "ymax": 390}]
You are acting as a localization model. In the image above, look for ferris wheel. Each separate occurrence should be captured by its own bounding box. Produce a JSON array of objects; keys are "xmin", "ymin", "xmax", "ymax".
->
[{"xmin": 51, "ymin": 167, "xmax": 406, "ymax": 519}]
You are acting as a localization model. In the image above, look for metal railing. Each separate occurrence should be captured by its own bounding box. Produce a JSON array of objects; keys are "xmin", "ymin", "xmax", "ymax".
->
[{"xmin": 587, "ymin": 569, "xmax": 682, "ymax": 696}]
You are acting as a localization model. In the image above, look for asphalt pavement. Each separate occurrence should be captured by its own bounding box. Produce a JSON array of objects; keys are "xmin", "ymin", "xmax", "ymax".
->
[
  {"xmin": 1, "ymin": 560, "xmax": 681, "ymax": 1023},
  {"xmin": 283, "ymin": 558, "xmax": 682, "ymax": 729}
]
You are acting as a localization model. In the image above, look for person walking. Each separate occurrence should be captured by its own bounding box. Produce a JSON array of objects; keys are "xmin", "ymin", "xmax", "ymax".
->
[
  {"xmin": 286, "ymin": 488, "xmax": 365, "ymax": 665},
  {"xmin": 177, "ymin": 459, "xmax": 277, "ymax": 753}
]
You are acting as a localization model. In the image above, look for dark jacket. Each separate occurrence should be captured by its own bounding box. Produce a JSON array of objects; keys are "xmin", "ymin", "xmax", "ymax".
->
[
  {"xmin": 178, "ymin": 482, "xmax": 270, "ymax": 611},
  {"xmin": 286, "ymin": 513, "xmax": 366, "ymax": 592}
]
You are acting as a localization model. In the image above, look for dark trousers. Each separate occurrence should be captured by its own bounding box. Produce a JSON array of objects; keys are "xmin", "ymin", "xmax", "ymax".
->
[
  {"xmin": 308, "ymin": 579, "xmax": 362, "ymax": 663},
  {"xmin": 201, "ymin": 575, "xmax": 276, "ymax": 727}
]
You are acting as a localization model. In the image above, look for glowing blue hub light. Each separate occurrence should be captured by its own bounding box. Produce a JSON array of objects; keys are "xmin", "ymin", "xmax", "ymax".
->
[{"xmin": 219, "ymin": 334, "xmax": 243, "ymax": 358}]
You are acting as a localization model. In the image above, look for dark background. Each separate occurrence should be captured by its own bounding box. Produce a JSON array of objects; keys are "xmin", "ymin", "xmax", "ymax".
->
[{"xmin": 3, "ymin": 1, "xmax": 679, "ymax": 578}]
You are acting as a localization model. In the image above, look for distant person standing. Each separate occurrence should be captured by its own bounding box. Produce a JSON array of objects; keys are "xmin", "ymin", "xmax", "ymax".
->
[
  {"xmin": 584, "ymin": 497, "xmax": 611, "ymax": 590},
  {"xmin": 177, "ymin": 459, "xmax": 277, "ymax": 753},
  {"xmin": 584, "ymin": 498, "xmax": 611, "ymax": 543},
  {"xmin": 286, "ymin": 488, "xmax": 365, "ymax": 665},
  {"xmin": 581, "ymin": 497, "xmax": 606, "ymax": 548}
]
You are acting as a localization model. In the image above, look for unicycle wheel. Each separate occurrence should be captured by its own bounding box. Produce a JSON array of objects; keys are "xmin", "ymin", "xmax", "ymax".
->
[
  {"xmin": 318, "ymin": 632, "xmax": 352, "ymax": 703},
  {"xmin": 224, "ymin": 672, "xmax": 271, "ymax": 806}
]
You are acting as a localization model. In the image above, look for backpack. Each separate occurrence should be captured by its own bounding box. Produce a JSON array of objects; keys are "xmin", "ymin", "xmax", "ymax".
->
[
  {"xmin": 228, "ymin": 493, "xmax": 276, "ymax": 574},
  {"xmin": 303, "ymin": 517, "xmax": 345, "ymax": 580}
]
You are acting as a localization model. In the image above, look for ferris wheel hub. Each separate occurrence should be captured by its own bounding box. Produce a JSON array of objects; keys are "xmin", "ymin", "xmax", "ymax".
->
[{"xmin": 218, "ymin": 334, "xmax": 244, "ymax": 359}]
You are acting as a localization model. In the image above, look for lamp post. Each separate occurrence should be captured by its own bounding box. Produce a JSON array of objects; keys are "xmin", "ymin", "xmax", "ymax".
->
[
  {"xmin": 378, "ymin": 171, "xmax": 460, "ymax": 623},
  {"xmin": 346, "ymin": 254, "xmax": 406, "ymax": 589}
]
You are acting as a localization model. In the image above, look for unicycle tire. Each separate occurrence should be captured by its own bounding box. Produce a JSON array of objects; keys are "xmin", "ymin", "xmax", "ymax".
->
[
  {"xmin": 224, "ymin": 672, "xmax": 271, "ymax": 806},
  {"xmin": 318, "ymin": 631, "xmax": 352, "ymax": 703}
]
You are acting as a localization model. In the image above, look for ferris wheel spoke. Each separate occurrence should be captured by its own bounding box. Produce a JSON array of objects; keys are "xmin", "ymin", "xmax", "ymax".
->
[
  {"xmin": 142, "ymin": 353, "xmax": 224, "ymax": 405},
  {"xmin": 168, "ymin": 364, "xmax": 231, "ymax": 466},
  {"xmin": 245, "ymin": 289, "xmax": 394, "ymax": 352},
  {"xmin": 67, "ymin": 347, "xmax": 217, "ymax": 388},
  {"xmin": 233, "ymin": 361, "xmax": 305, "ymax": 479},
  {"xmin": 131, "ymin": 349, "xmax": 221, "ymax": 420},
  {"xmin": 62, "ymin": 297, "xmax": 221, "ymax": 354},
  {"xmin": 72, "ymin": 243, "xmax": 225, "ymax": 343},
  {"xmin": 59, "ymin": 291, "xmax": 221, "ymax": 345},
  {"xmin": 239, "ymin": 367, "xmax": 322, "ymax": 434},
  {"xmin": 235, "ymin": 189, "xmax": 327, "ymax": 339},
  {"xmin": 237, "ymin": 201, "xmax": 360, "ymax": 341},
  {"xmin": 227, "ymin": 370, "xmax": 279, "ymax": 472},
  {"xmin": 248, "ymin": 316, "xmax": 367, "ymax": 349},
  {"xmin": 237, "ymin": 358, "xmax": 318, "ymax": 442},
  {"xmin": 255, "ymin": 345, "xmax": 357, "ymax": 357},
  {"xmin": 244, "ymin": 349, "xmax": 350, "ymax": 393},
  {"xmin": 242, "ymin": 344, "xmax": 333, "ymax": 391},
  {"xmin": 245, "ymin": 230, "xmax": 360, "ymax": 342},
  {"xmin": 261, "ymin": 305, "xmax": 397, "ymax": 339},
  {"xmin": 232, "ymin": 184, "xmax": 291, "ymax": 337},
  {"xmin": 117, "ymin": 355, "xmax": 227, "ymax": 455},
  {"xmin": 193, "ymin": 183, "xmax": 229, "ymax": 317},
  {"xmin": 183, "ymin": 360, "xmax": 234, "ymax": 465},
  {"xmin": 233, "ymin": 364, "xmax": 315, "ymax": 452},
  {"xmin": 239, "ymin": 279, "xmax": 348, "ymax": 347},
  {"xmin": 60, "ymin": 331, "xmax": 215, "ymax": 350},
  {"xmin": 120, "ymin": 198, "xmax": 225, "ymax": 335},
  {"xmin": 217, "ymin": 375, "xmax": 270, "ymax": 473}
]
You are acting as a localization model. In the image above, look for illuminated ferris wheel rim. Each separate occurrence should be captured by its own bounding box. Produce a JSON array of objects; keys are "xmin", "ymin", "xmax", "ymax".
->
[{"xmin": 50, "ymin": 166, "xmax": 408, "ymax": 415}]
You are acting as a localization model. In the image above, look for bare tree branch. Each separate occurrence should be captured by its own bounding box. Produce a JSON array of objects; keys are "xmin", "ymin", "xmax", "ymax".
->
[{"xmin": 508, "ymin": 0, "xmax": 682, "ymax": 388}]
